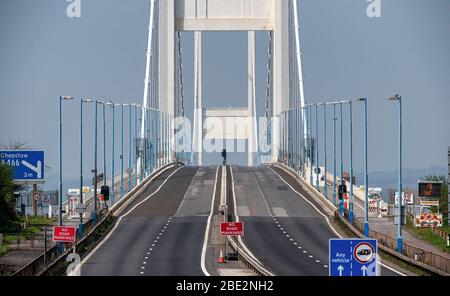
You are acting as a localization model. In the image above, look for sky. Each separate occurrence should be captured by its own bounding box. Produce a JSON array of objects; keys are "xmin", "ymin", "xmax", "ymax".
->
[{"xmin": 0, "ymin": 0, "xmax": 449, "ymax": 191}]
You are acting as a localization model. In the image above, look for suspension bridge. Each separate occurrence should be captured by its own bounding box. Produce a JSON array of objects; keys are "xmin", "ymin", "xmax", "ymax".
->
[{"xmin": 14, "ymin": 0, "xmax": 450, "ymax": 277}]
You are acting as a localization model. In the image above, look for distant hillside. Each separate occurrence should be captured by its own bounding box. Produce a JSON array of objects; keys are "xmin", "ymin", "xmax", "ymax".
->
[{"xmin": 355, "ymin": 166, "xmax": 447, "ymax": 200}]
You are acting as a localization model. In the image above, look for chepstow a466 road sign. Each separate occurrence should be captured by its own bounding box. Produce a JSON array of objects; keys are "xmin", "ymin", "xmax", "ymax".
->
[{"xmin": 0, "ymin": 151, "xmax": 45, "ymax": 183}]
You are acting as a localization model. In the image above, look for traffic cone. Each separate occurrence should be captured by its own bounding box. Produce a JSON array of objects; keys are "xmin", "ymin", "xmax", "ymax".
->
[{"xmin": 217, "ymin": 249, "xmax": 225, "ymax": 263}]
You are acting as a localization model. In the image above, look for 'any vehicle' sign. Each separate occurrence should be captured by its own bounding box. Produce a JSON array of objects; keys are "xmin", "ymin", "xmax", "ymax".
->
[
  {"xmin": 329, "ymin": 238, "xmax": 378, "ymax": 276},
  {"xmin": 53, "ymin": 226, "xmax": 76, "ymax": 243},
  {"xmin": 220, "ymin": 222, "xmax": 244, "ymax": 236}
]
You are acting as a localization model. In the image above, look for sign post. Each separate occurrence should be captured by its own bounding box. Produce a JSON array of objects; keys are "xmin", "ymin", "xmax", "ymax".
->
[
  {"xmin": 53, "ymin": 226, "xmax": 76, "ymax": 243},
  {"xmin": 220, "ymin": 222, "xmax": 244, "ymax": 261},
  {"xmin": 329, "ymin": 238, "xmax": 378, "ymax": 276}
]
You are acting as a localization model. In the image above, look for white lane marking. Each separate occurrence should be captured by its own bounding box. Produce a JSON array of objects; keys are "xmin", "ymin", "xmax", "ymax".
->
[
  {"xmin": 121, "ymin": 167, "xmax": 184, "ymax": 218},
  {"xmin": 268, "ymin": 165, "xmax": 406, "ymax": 277},
  {"xmin": 78, "ymin": 166, "xmax": 184, "ymax": 274},
  {"xmin": 200, "ymin": 166, "xmax": 220, "ymax": 276},
  {"xmin": 266, "ymin": 166, "xmax": 341, "ymax": 238},
  {"xmin": 230, "ymin": 166, "xmax": 265, "ymax": 265},
  {"xmin": 253, "ymin": 170, "xmax": 324, "ymax": 268}
]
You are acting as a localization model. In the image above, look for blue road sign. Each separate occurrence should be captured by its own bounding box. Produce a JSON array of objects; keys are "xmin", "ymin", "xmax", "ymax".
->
[
  {"xmin": 329, "ymin": 238, "xmax": 377, "ymax": 276},
  {"xmin": 0, "ymin": 151, "xmax": 45, "ymax": 182}
]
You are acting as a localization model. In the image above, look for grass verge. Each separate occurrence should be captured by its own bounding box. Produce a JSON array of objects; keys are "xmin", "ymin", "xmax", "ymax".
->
[{"xmin": 405, "ymin": 217, "xmax": 450, "ymax": 254}]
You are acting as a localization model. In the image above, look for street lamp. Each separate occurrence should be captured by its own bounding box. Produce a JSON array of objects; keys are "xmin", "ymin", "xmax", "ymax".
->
[
  {"xmin": 339, "ymin": 102, "xmax": 344, "ymax": 216},
  {"xmin": 134, "ymin": 104, "xmax": 140, "ymax": 185},
  {"xmin": 318, "ymin": 103, "xmax": 327, "ymax": 199},
  {"xmin": 129, "ymin": 104, "xmax": 133, "ymax": 192},
  {"xmin": 348, "ymin": 99, "xmax": 355, "ymax": 224},
  {"xmin": 58, "ymin": 95, "xmax": 73, "ymax": 255},
  {"xmin": 79, "ymin": 98, "xmax": 93, "ymax": 235},
  {"xmin": 326, "ymin": 102, "xmax": 339, "ymax": 206},
  {"xmin": 120, "ymin": 104, "xmax": 129, "ymax": 199},
  {"xmin": 96, "ymin": 100, "xmax": 108, "ymax": 209},
  {"xmin": 59, "ymin": 96, "xmax": 74, "ymax": 226},
  {"xmin": 105, "ymin": 102, "xmax": 115, "ymax": 206},
  {"xmin": 389, "ymin": 94, "xmax": 403, "ymax": 253},
  {"xmin": 315, "ymin": 103, "xmax": 320, "ymax": 191},
  {"xmin": 355, "ymin": 98, "xmax": 369, "ymax": 236},
  {"xmin": 308, "ymin": 104, "xmax": 313, "ymax": 186}
]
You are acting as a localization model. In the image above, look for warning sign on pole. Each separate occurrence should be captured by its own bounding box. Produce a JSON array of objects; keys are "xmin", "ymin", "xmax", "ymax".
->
[
  {"xmin": 220, "ymin": 222, "xmax": 244, "ymax": 236},
  {"xmin": 53, "ymin": 226, "xmax": 76, "ymax": 243}
]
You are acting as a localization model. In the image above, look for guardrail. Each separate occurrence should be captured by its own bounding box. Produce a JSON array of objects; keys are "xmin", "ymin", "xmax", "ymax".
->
[
  {"xmin": 226, "ymin": 236, "xmax": 273, "ymax": 276},
  {"xmin": 12, "ymin": 163, "xmax": 181, "ymax": 276}
]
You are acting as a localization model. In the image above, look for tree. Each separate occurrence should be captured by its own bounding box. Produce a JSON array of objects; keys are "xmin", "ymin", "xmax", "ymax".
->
[
  {"xmin": 0, "ymin": 163, "xmax": 16, "ymax": 230},
  {"xmin": 0, "ymin": 137, "xmax": 32, "ymax": 150},
  {"xmin": 420, "ymin": 174, "xmax": 448, "ymax": 225}
]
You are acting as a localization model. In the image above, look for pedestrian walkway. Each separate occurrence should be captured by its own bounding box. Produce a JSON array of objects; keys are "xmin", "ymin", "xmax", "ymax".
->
[{"xmin": 303, "ymin": 165, "xmax": 450, "ymax": 260}]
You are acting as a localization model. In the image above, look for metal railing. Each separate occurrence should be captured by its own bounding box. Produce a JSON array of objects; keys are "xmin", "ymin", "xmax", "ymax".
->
[
  {"xmin": 12, "ymin": 211, "xmax": 103, "ymax": 276},
  {"xmin": 276, "ymin": 161, "xmax": 450, "ymax": 276},
  {"xmin": 226, "ymin": 236, "xmax": 273, "ymax": 276},
  {"xmin": 12, "ymin": 162, "xmax": 179, "ymax": 276},
  {"xmin": 351, "ymin": 215, "xmax": 450, "ymax": 275}
]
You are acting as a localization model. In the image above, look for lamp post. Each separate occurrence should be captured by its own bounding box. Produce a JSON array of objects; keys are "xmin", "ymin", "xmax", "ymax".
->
[
  {"xmin": 59, "ymin": 96, "xmax": 74, "ymax": 226},
  {"xmin": 92, "ymin": 100, "xmax": 99, "ymax": 224},
  {"xmin": 134, "ymin": 104, "xmax": 139, "ymax": 185},
  {"xmin": 128, "ymin": 104, "xmax": 133, "ymax": 192},
  {"xmin": 348, "ymin": 99, "xmax": 355, "ymax": 224},
  {"xmin": 79, "ymin": 99, "xmax": 92, "ymax": 233},
  {"xmin": 102, "ymin": 101, "xmax": 107, "ymax": 191},
  {"xmin": 319, "ymin": 103, "xmax": 327, "ymax": 199},
  {"xmin": 143, "ymin": 108, "xmax": 148, "ymax": 177},
  {"xmin": 389, "ymin": 94, "xmax": 403, "ymax": 253},
  {"xmin": 58, "ymin": 95, "xmax": 73, "ymax": 255},
  {"xmin": 308, "ymin": 105, "xmax": 313, "ymax": 186},
  {"xmin": 120, "ymin": 104, "xmax": 128, "ymax": 199},
  {"xmin": 339, "ymin": 102, "xmax": 344, "ymax": 216},
  {"xmin": 355, "ymin": 98, "xmax": 369, "ymax": 236},
  {"xmin": 315, "ymin": 104, "xmax": 320, "ymax": 191},
  {"xmin": 109, "ymin": 103, "xmax": 117, "ymax": 205},
  {"xmin": 149, "ymin": 108, "xmax": 153, "ymax": 174},
  {"xmin": 326, "ymin": 102, "xmax": 338, "ymax": 206},
  {"xmin": 96, "ymin": 100, "xmax": 107, "ymax": 209}
]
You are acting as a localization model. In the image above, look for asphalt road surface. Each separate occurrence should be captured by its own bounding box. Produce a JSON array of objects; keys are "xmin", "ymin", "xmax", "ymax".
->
[
  {"xmin": 231, "ymin": 165, "xmax": 401, "ymax": 276},
  {"xmin": 81, "ymin": 166, "xmax": 217, "ymax": 276}
]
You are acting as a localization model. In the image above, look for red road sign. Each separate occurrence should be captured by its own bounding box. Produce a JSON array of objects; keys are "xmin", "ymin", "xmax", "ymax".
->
[
  {"xmin": 220, "ymin": 222, "xmax": 244, "ymax": 236},
  {"xmin": 53, "ymin": 226, "xmax": 76, "ymax": 243}
]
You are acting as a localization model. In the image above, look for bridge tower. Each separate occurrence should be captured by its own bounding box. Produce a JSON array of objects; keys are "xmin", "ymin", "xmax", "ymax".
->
[{"xmin": 141, "ymin": 0, "xmax": 307, "ymax": 166}]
